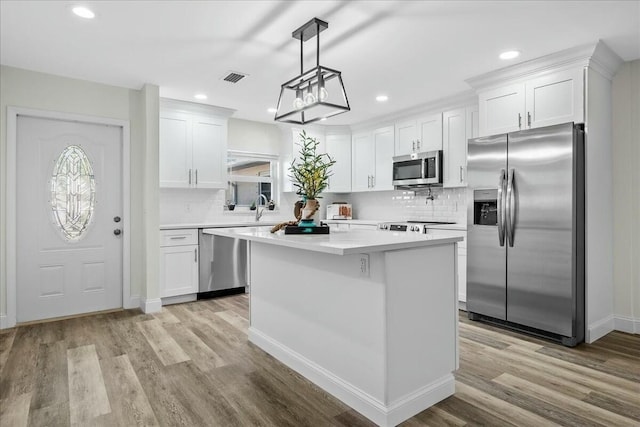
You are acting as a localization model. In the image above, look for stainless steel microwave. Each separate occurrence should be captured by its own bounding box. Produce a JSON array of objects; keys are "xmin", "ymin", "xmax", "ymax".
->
[{"xmin": 392, "ymin": 150, "xmax": 443, "ymax": 188}]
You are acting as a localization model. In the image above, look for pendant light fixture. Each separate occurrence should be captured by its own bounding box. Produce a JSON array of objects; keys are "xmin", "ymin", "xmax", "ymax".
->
[{"xmin": 274, "ymin": 17, "xmax": 350, "ymax": 125}]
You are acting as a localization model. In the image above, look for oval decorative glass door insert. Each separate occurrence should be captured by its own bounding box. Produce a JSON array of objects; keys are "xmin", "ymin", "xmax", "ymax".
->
[{"xmin": 50, "ymin": 145, "xmax": 96, "ymax": 241}]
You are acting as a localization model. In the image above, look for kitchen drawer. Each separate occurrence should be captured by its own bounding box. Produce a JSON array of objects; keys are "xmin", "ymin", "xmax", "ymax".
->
[{"xmin": 160, "ymin": 229, "xmax": 198, "ymax": 247}]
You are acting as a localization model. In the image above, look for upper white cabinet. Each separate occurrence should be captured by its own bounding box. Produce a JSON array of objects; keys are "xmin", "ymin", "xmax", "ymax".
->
[
  {"xmin": 352, "ymin": 126, "xmax": 394, "ymax": 192},
  {"xmin": 394, "ymin": 113, "xmax": 442, "ymax": 155},
  {"xmin": 525, "ymin": 68, "xmax": 584, "ymax": 129},
  {"xmin": 477, "ymin": 68, "xmax": 584, "ymax": 136},
  {"xmin": 352, "ymin": 132, "xmax": 375, "ymax": 192},
  {"xmin": 443, "ymin": 108, "xmax": 468, "ymax": 188},
  {"xmin": 325, "ymin": 133, "xmax": 352, "ymax": 193},
  {"xmin": 159, "ymin": 99, "xmax": 232, "ymax": 189}
]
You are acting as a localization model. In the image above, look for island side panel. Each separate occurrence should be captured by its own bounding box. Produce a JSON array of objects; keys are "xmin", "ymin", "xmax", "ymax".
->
[
  {"xmin": 384, "ymin": 244, "xmax": 457, "ymax": 413},
  {"xmin": 248, "ymin": 241, "xmax": 387, "ymax": 403}
]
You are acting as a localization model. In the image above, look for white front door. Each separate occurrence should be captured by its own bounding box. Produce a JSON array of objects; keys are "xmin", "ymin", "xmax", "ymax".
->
[{"xmin": 16, "ymin": 116, "xmax": 123, "ymax": 322}]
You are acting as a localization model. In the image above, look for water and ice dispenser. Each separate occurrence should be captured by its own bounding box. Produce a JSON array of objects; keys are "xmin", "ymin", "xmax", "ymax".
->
[{"xmin": 473, "ymin": 189, "xmax": 498, "ymax": 226}]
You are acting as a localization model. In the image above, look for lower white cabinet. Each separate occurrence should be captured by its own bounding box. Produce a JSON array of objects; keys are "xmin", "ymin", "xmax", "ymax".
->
[
  {"xmin": 425, "ymin": 228, "xmax": 467, "ymax": 302},
  {"xmin": 160, "ymin": 229, "xmax": 199, "ymax": 298}
]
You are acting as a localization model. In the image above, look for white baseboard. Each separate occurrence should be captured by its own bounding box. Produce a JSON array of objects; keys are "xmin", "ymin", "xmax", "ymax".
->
[
  {"xmin": 125, "ymin": 296, "xmax": 141, "ymax": 310},
  {"xmin": 161, "ymin": 294, "xmax": 197, "ymax": 306},
  {"xmin": 0, "ymin": 314, "xmax": 14, "ymax": 330},
  {"xmin": 458, "ymin": 300, "xmax": 467, "ymax": 311},
  {"xmin": 249, "ymin": 327, "xmax": 455, "ymax": 427},
  {"xmin": 614, "ymin": 315, "xmax": 640, "ymax": 334},
  {"xmin": 140, "ymin": 297, "xmax": 162, "ymax": 313},
  {"xmin": 587, "ymin": 315, "xmax": 615, "ymax": 343}
]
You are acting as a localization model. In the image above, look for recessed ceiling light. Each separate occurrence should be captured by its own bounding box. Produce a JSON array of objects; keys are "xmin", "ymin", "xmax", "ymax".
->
[
  {"xmin": 194, "ymin": 94, "xmax": 208, "ymax": 100},
  {"xmin": 267, "ymin": 108, "xmax": 277, "ymax": 114},
  {"xmin": 376, "ymin": 95, "xmax": 389, "ymax": 102},
  {"xmin": 320, "ymin": 118, "xmax": 327, "ymax": 121},
  {"xmin": 499, "ymin": 50, "xmax": 520, "ymax": 60},
  {"xmin": 72, "ymin": 6, "xmax": 95, "ymax": 19}
]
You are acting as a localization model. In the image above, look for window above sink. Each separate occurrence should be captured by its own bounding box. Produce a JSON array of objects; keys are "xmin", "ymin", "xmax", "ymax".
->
[{"xmin": 226, "ymin": 151, "xmax": 279, "ymax": 208}]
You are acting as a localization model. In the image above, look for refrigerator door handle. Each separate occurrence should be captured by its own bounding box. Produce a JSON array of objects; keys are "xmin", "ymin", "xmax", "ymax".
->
[
  {"xmin": 507, "ymin": 168, "xmax": 516, "ymax": 247},
  {"xmin": 498, "ymin": 169, "xmax": 506, "ymax": 246}
]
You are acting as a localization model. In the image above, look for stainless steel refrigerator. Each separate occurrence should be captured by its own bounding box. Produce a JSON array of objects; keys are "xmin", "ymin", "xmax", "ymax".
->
[{"xmin": 466, "ymin": 122, "xmax": 585, "ymax": 346}]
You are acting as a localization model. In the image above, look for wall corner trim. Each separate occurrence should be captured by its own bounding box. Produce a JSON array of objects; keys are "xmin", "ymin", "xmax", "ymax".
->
[
  {"xmin": 141, "ymin": 297, "xmax": 162, "ymax": 313},
  {"xmin": 0, "ymin": 314, "xmax": 16, "ymax": 330},
  {"xmin": 587, "ymin": 314, "xmax": 615, "ymax": 343}
]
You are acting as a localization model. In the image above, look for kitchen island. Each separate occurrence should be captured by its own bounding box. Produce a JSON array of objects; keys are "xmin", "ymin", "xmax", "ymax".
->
[{"xmin": 202, "ymin": 227, "xmax": 462, "ymax": 427}]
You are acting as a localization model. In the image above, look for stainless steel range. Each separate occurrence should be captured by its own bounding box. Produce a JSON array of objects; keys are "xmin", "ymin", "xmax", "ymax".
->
[{"xmin": 378, "ymin": 221, "xmax": 457, "ymax": 233}]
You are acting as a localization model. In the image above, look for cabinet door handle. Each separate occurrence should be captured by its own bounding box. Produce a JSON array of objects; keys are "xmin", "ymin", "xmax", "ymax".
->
[
  {"xmin": 518, "ymin": 113, "xmax": 522, "ymax": 129},
  {"xmin": 170, "ymin": 236, "xmax": 187, "ymax": 240},
  {"xmin": 412, "ymin": 141, "xmax": 416, "ymax": 151},
  {"xmin": 188, "ymin": 169, "xmax": 192, "ymax": 185},
  {"xmin": 527, "ymin": 112, "xmax": 532, "ymax": 127},
  {"xmin": 417, "ymin": 139, "xmax": 421, "ymax": 150},
  {"xmin": 372, "ymin": 175, "xmax": 375, "ymax": 188},
  {"xmin": 195, "ymin": 248, "xmax": 198, "ymax": 263},
  {"xmin": 195, "ymin": 169, "xmax": 198, "ymax": 185},
  {"xmin": 460, "ymin": 166, "xmax": 463, "ymax": 182}
]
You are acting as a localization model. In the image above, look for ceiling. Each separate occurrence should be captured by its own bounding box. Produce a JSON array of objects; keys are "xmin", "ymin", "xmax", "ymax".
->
[{"xmin": 1, "ymin": 1, "xmax": 639, "ymax": 126}]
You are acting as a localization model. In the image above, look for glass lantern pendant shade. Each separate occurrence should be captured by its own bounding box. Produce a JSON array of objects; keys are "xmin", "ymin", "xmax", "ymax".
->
[{"xmin": 275, "ymin": 18, "xmax": 350, "ymax": 125}]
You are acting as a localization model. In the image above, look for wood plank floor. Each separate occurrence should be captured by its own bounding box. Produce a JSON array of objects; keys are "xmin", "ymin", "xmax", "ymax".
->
[{"xmin": 1, "ymin": 294, "xmax": 638, "ymax": 426}]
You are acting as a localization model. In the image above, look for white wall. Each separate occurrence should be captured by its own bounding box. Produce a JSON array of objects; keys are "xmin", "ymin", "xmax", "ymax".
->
[
  {"xmin": 612, "ymin": 60, "xmax": 640, "ymax": 334},
  {"xmin": 0, "ymin": 66, "xmax": 158, "ymax": 323}
]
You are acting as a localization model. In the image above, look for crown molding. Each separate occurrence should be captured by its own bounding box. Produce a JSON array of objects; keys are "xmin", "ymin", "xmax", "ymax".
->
[
  {"xmin": 466, "ymin": 40, "xmax": 624, "ymax": 91},
  {"xmin": 589, "ymin": 41, "xmax": 625, "ymax": 80},
  {"xmin": 160, "ymin": 97, "xmax": 236, "ymax": 118},
  {"xmin": 349, "ymin": 90, "xmax": 477, "ymax": 133}
]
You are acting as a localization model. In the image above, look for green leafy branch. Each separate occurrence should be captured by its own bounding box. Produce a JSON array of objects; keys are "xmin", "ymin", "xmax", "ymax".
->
[{"xmin": 288, "ymin": 131, "xmax": 336, "ymax": 200}]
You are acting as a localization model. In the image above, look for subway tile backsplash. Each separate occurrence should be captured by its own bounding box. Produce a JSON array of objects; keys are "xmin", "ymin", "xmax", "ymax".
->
[
  {"xmin": 160, "ymin": 187, "xmax": 468, "ymax": 225},
  {"xmin": 344, "ymin": 187, "xmax": 468, "ymax": 224}
]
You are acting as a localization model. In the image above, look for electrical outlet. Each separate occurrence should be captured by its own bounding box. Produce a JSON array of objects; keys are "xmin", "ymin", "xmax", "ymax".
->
[{"xmin": 359, "ymin": 254, "xmax": 369, "ymax": 277}]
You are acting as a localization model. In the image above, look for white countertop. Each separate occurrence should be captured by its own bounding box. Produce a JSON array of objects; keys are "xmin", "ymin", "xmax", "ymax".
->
[
  {"xmin": 160, "ymin": 220, "xmax": 283, "ymax": 230},
  {"xmin": 202, "ymin": 227, "xmax": 463, "ymax": 256},
  {"xmin": 323, "ymin": 219, "xmax": 467, "ymax": 231}
]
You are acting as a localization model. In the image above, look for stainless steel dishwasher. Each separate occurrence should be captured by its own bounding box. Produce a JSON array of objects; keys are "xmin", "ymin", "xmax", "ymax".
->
[{"xmin": 198, "ymin": 229, "xmax": 248, "ymax": 298}]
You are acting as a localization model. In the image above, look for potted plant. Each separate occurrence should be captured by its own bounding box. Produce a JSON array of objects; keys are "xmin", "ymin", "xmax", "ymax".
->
[
  {"xmin": 249, "ymin": 200, "xmax": 257, "ymax": 211},
  {"xmin": 288, "ymin": 131, "xmax": 336, "ymax": 225},
  {"xmin": 226, "ymin": 200, "xmax": 236, "ymax": 211}
]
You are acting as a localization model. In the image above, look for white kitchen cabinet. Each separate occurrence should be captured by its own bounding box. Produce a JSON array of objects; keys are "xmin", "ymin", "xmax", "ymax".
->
[
  {"xmin": 394, "ymin": 113, "xmax": 442, "ymax": 155},
  {"xmin": 478, "ymin": 83, "xmax": 526, "ymax": 136},
  {"xmin": 159, "ymin": 229, "xmax": 199, "ymax": 298},
  {"xmin": 160, "ymin": 100, "xmax": 229, "ymax": 189},
  {"xmin": 351, "ymin": 132, "xmax": 374, "ymax": 192},
  {"xmin": 466, "ymin": 105, "xmax": 479, "ymax": 139},
  {"xmin": 478, "ymin": 68, "xmax": 584, "ymax": 136},
  {"xmin": 325, "ymin": 133, "xmax": 352, "ymax": 193},
  {"xmin": 525, "ymin": 68, "xmax": 584, "ymax": 129},
  {"xmin": 373, "ymin": 126, "xmax": 394, "ymax": 191},
  {"xmin": 443, "ymin": 108, "xmax": 468, "ymax": 187},
  {"xmin": 352, "ymin": 126, "xmax": 394, "ymax": 192}
]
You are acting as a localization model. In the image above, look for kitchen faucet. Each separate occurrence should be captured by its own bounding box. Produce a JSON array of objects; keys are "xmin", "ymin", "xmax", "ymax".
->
[{"xmin": 255, "ymin": 193, "xmax": 268, "ymax": 221}]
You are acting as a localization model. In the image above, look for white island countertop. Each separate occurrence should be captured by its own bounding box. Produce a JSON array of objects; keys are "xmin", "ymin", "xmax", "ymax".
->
[{"xmin": 202, "ymin": 227, "xmax": 462, "ymax": 256}]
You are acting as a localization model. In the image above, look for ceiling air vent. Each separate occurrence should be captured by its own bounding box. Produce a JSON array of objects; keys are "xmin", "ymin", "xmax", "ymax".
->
[{"xmin": 222, "ymin": 71, "xmax": 247, "ymax": 83}]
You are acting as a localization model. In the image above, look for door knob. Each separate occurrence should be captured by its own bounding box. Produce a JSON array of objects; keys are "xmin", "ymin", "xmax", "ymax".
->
[
  {"xmin": 114, "ymin": 216, "xmax": 121, "ymax": 223},
  {"xmin": 113, "ymin": 229, "xmax": 122, "ymax": 236}
]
